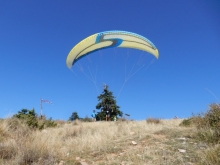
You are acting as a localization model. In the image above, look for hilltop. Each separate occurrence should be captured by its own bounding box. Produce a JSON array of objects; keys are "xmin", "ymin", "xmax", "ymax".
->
[{"xmin": 1, "ymin": 118, "xmax": 219, "ymax": 165}]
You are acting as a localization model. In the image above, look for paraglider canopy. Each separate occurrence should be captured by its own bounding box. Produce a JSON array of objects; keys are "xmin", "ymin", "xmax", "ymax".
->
[{"xmin": 66, "ymin": 30, "xmax": 159, "ymax": 68}]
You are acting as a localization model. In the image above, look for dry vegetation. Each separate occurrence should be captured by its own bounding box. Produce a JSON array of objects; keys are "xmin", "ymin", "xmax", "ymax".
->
[
  {"xmin": 1, "ymin": 116, "xmax": 218, "ymax": 165},
  {"xmin": 1, "ymin": 102, "xmax": 220, "ymax": 165}
]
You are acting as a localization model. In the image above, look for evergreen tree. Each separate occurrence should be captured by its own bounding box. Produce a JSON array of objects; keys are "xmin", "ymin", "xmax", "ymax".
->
[
  {"xmin": 96, "ymin": 85, "xmax": 123, "ymax": 121},
  {"xmin": 69, "ymin": 112, "xmax": 79, "ymax": 121}
]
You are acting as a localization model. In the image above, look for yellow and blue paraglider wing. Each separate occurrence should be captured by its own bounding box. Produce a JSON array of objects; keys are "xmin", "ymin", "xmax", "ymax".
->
[{"xmin": 66, "ymin": 30, "xmax": 159, "ymax": 68}]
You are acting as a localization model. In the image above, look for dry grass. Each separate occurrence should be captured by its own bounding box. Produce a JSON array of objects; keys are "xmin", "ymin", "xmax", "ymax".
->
[
  {"xmin": 0, "ymin": 118, "xmax": 218, "ymax": 165},
  {"xmin": 198, "ymin": 144, "xmax": 220, "ymax": 165},
  {"xmin": 146, "ymin": 118, "xmax": 161, "ymax": 124}
]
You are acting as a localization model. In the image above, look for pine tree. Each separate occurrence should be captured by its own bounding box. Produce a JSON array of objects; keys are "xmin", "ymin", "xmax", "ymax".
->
[
  {"xmin": 96, "ymin": 85, "xmax": 123, "ymax": 121},
  {"xmin": 69, "ymin": 112, "xmax": 79, "ymax": 121}
]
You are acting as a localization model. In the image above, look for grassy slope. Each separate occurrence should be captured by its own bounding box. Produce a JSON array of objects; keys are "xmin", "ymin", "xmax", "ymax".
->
[{"xmin": 0, "ymin": 118, "xmax": 217, "ymax": 165}]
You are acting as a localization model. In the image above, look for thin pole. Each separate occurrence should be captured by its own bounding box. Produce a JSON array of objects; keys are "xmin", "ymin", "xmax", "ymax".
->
[{"xmin": 40, "ymin": 99, "xmax": 42, "ymax": 118}]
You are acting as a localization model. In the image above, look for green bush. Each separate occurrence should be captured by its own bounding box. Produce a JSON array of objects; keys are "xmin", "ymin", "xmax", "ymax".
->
[
  {"xmin": 179, "ymin": 118, "xmax": 193, "ymax": 127},
  {"xmin": 14, "ymin": 109, "xmax": 38, "ymax": 128},
  {"xmin": 38, "ymin": 117, "xmax": 57, "ymax": 130},
  {"xmin": 13, "ymin": 109, "xmax": 57, "ymax": 130}
]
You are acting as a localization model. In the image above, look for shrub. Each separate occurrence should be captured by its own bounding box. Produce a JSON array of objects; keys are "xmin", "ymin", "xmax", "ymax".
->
[
  {"xmin": 14, "ymin": 108, "xmax": 38, "ymax": 128},
  {"xmin": 13, "ymin": 109, "xmax": 57, "ymax": 130},
  {"xmin": 38, "ymin": 118, "xmax": 57, "ymax": 130},
  {"xmin": 198, "ymin": 103, "xmax": 220, "ymax": 143},
  {"xmin": 188, "ymin": 103, "xmax": 220, "ymax": 144},
  {"xmin": 205, "ymin": 103, "xmax": 220, "ymax": 129},
  {"xmin": 195, "ymin": 128, "xmax": 219, "ymax": 144},
  {"xmin": 179, "ymin": 118, "xmax": 193, "ymax": 127}
]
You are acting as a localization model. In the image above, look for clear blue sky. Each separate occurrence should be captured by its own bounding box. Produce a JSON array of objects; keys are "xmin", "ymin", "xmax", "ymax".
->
[{"xmin": 1, "ymin": 0, "xmax": 219, "ymax": 120}]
